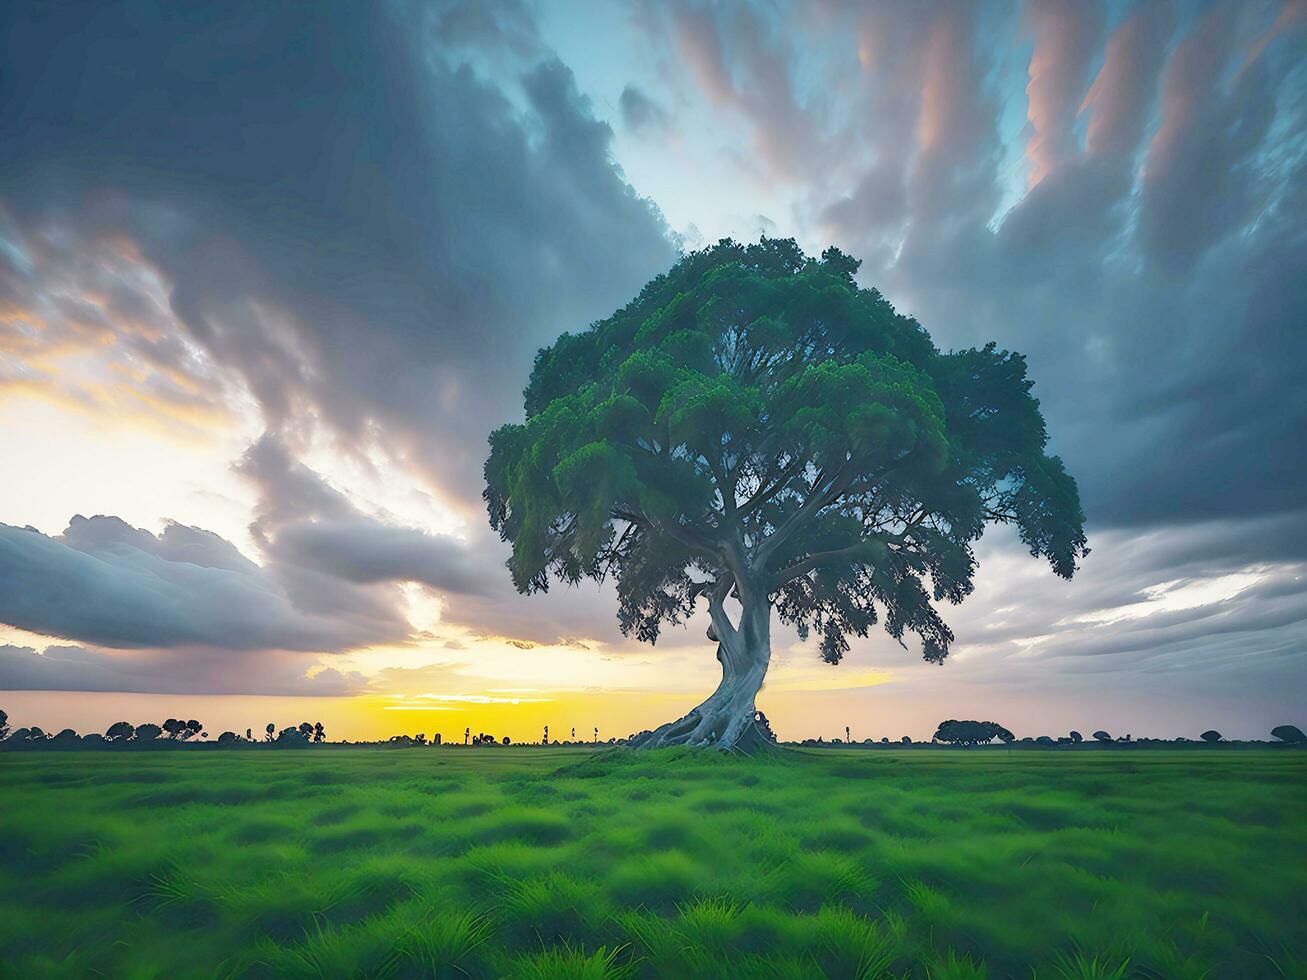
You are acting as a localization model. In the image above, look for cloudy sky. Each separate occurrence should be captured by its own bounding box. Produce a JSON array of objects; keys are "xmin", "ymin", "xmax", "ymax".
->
[{"xmin": 1, "ymin": 0, "xmax": 1304, "ymax": 742}]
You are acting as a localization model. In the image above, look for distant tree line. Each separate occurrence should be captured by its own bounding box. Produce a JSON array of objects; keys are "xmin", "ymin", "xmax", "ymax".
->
[
  {"xmin": 1, "ymin": 708, "xmax": 1304, "ymax": 751},
  {"xmin": 793, "ymin": 720, "xmax": 1307, "ymax": 748},
  {"xmin": 0, "ymin": 710, "xmax": 327, "ymax": 750}
]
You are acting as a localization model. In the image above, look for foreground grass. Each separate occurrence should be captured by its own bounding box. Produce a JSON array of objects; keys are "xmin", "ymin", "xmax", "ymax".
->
[{"xmin": 0, "ymin": 748, "xmax": 1302, "ymax": 978}]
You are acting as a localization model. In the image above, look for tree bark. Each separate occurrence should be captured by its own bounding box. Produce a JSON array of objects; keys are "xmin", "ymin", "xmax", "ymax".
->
[{"xmin": 628, "ymin": 594, "xmax": 778, "ymax": 753}]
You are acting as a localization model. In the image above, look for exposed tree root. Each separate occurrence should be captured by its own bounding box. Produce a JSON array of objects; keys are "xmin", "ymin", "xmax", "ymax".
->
[{"xmin": 627, "ymin": 642, "xmax": 778, "ymax": 754}]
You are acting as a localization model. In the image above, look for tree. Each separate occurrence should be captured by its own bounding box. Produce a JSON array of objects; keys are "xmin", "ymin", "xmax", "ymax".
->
[
  {"xmin": 1069, "ymin": 730, "xmax": 1083, "ymax": 743},
  {"xmin": 276, "ymin": 726, "xmax": 310, "ymax": 746},
  {"xmin": 0, "ymin": 709, "xmax": 8, "ymax": 740},
  {"xmin": 1093, "ymin": 730, "xmax": 1112, "ymax": 742},
  {"xmin": 185, "ymin": 720, "xmax": 202, "ymax": 740},
  {"xmin": 485, "ymin": 239, "xmax": 1087, "ymax": 751},
  {"xmin": 265, "ymin": 723, "xmax": 276, "ymax": 743},
  {"xmin": 162, "ymin": 718, "xmax": 185, "ymax": 740},
  {"xmin": 136, "ymin": 723, "xmax": 162, "ymax": 742},
  {"xmin": 52, "ymin": 728, "xmax": 81, "ymax": 745},
  {"xmin": 106, "ymin": 721, "xmax": 136, "ymax": 742},
  {"xmin": 1200, "ymin": 730, "xmax": 1223, "ymax": 743},
  {"xmin": 1271, "ymin": 724, "xmax": 1305, "ymax": 743},
  {"xmin": 932, "ymin": 719, "xmax": 1013, "ymax": 746},
  {"xmin": 313, "ymin": 722, "xmax": 326, "ymax": 743},
  {"xmin": 217, "ymin": 731, "xmax": 240, "ymax": 744}
]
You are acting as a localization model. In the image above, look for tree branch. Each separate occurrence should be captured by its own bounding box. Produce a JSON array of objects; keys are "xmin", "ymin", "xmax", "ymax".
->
[
  {"xmin": 755, "ymin": 461, "xmax": 854, "ymax": 568},
  {"xmin": 737, "ymin": 453, "xmax": 804, "ymax": 520},
  {"xmin": 707, "ymin": 572, "xmax": 739, "ymax": 644},
  {"xmin": 770, "ymin": 541, "xmax": 874, "ymax": 590}
]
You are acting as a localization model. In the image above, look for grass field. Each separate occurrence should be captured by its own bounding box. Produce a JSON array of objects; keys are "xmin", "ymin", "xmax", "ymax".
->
[{"xmin": 1, "ymin": 748, "xmax": 1303, "ymax": 979}]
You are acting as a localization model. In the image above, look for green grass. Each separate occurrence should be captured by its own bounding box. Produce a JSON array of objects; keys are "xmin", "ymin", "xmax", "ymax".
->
[{"xmin": 0, "ymin": 748, "xmax": 1302, "ymax": 978}]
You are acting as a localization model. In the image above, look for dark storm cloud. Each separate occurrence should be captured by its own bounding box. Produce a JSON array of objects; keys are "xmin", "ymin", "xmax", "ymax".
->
[
  {"xmin": 236, "ymin": 432, "xmax": 498, "ymax": 599},
  {"xmin": 0, "ymin": 517, "xmax": 406, "ymax": 652},
  {"xmin": 0, "ymin": 431, "xmax": 653, "ymax": 678},
  {"xmin": 0, "ymin": 644, "xmax": 364, "ymax": 697},
  {"xmin": 235, "ymin": 432, "xmax": 654, "ymax": 650},
  {"xmin": 619, "ymin": 85, "xmax": 672, "ymax": 136},
  {"xmin": 0, "ymin": 0, "xmax": 676, "ymax": 505}
]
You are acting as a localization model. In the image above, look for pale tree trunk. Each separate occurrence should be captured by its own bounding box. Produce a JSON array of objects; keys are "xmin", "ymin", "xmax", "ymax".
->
[{"xmin": 628, "ymin": 592, "xmax": 778, "ymax": 753}]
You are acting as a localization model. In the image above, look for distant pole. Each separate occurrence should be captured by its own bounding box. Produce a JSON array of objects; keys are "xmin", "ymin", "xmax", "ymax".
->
[{"xmin": 845, "ymin": 725, "xmax": 850, "ymax": 743}]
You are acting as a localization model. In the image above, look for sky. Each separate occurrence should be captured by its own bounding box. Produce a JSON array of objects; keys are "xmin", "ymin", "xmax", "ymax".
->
[{"xmin": 1, "ymin": 0, "xmax": 1305, "ymax": 743}]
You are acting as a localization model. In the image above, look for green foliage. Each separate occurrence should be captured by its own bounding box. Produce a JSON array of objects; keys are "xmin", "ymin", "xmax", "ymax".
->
[
  {"xmin": 509, "ymin": 942, "xmax": 633, "ymax": 980},
  {"xmin": 2, "ymin": 748, "xmax": 1301, "ymax": 978},
  {"xmin": 1047, "ymin": 946, "xmax": 1132, "ymax": 980},
  {"xmin": 397, "ymin": 908, "xmax": 494, "ymax": 976},
  {"xmin": 486, "ymin": 238, "xmax": 1087, "ymax": 665}
]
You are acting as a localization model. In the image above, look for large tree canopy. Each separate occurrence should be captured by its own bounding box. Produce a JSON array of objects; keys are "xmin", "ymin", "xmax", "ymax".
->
[{"xmin": 485, "ymin": 238, "xmax": 1086, "ymax": 749}]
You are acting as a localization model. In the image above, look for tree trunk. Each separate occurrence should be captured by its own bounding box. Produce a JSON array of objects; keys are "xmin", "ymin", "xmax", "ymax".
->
[{"xmin": 628, "ymin": 594, "xmax": 778, "ymax": 753}]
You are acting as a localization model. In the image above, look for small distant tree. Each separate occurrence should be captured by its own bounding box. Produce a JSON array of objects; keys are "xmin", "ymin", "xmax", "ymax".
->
[
  {"xmin": 217, "ymin": 731, "xmax": 240, "ymax": 744},
  {"xmin": 265, "ymin": 723, "xmax": 275, "ymax": 742},
  {"xmin": 0, "ymin": 709, "xmax": 9, "ymax": 740},
  {"xmin": 52, "ymin": 728, "xmax": 81, "ymax": 745},
  {"xmin": 933, "ymin": 719, "xmax": 1012, "ymax": 746},
  {"xmin": 1200, "ymin": 730, "xmax": 1223, "ymax": 743},
  {"xmin": 136, "ymin": 723, "xmax": 162, "ymax": 742},
  {"xmin": 276, "ymin": 726, "xmax": 310, "ymax": 746},
  {"xmin": 901, "ymin": 735, "xmax": 911, "ymax": 744},
  {"xmin": 1069, "ymin": 730, "xmax": 1083, "ymax": 743},
  {"xmin": 162, "ymin": 718, "xmax": 185, "ymax": 739},
  {"xmin": 1092, "ymin": 730, "xmax": 1112, "ymax": 742},
  {"xmin": 106, "ymin": 721, "xmax": 136, "ymax": 742},
  {"xmin": 185, "ymin": 719, "xmax": 202, "ymax": 740},
  {"xmin": 313, "ymin": 722, "xmax": 325, "ymax": 743},
  {"xmin": 246, "ymin": 728, "xmax": 253, "ymax": 741},
  {"xmin": 502, "ymin": 736, "xmax": 511, "ymax": 745},
  {"xmin": 1271, "ymin": 724, "xmax": 1305, "ymax": 743}
]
